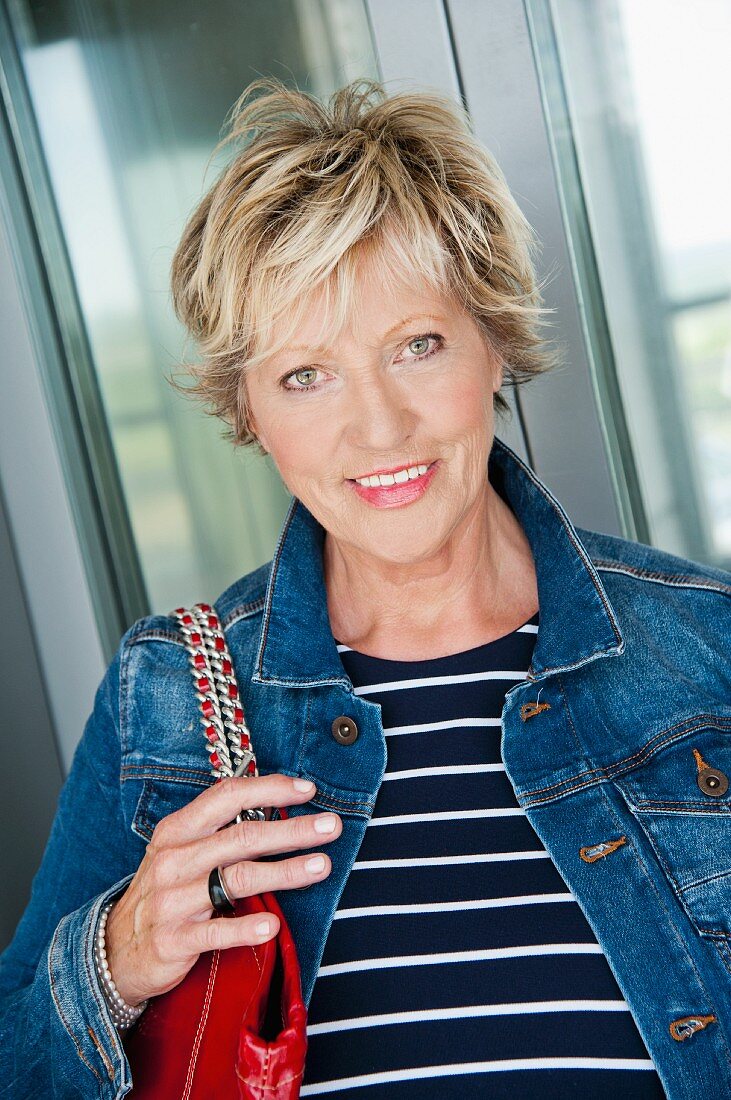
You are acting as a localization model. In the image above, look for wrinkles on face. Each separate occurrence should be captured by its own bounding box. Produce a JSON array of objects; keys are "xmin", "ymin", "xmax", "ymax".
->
[{"xmin": 245, "ymin": 265, "xmax": 513, "ymax": 638}]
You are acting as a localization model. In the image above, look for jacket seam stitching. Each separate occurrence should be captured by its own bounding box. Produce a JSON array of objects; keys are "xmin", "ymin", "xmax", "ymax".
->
[
  {"xmin": 592, "ymin": 558, "xmax": 731, "ymax": 596},
  {"xmin": 532, "ymin": 645, "xmax": 623, "ymax": 681},
  {"xmin": 48, "ymin": 921, "xmax": 102, "ymax": 1084},
  {"xmin": 711, "ymin": 939, "xmax": 731, "ymax": 979},
  {"xmin": 556, "ymin": 674, "xmax": 589, "ymax": 762},
  {"xmin": 294, "ymin": 690, "xmax": 312, "ymax": 779},
  {"xmin": 633, "ymin": 805, "xmax": 729, "ymax": 814},
  {"xmin": 124, "ymin": 600, "xmax": 268, "ymax": 649},
  {"xmin": 119, "ymin": 635, "xmax": 138, "ymax": 867},
  {"xmin": 525, "ymin": 749, "xmax": 718, "ymax": 807},
  {"xmin": 128, "ymin": 629, "xmax": 183, "ymax": 647},
  {"xmin": 310, "ymin": 791, "xmax": 375, "ymax": 810},
  {"xmin": 120, "ymin": 632, "xmax": 132, "ymax": 763},
  {"xmin": 594, "ymin": 783, "xmax": 731, "ymax": 1070},
  {"xmin": 131, "ymin": 779, "xmax": 154, "ymax": 842},
  {"xmin": 256, "ymin": 675, "xmax": 352, "ymax": 687},
  {"xmin": 222, "ymin": 597, "xmax": 266, "ymax": 629},
  {"xmin": 87, "ymin": 1027, "xmax": 114, "ymax": 1081},
  {"xmin": 574, "ymin": 788, "xmax": 663, "ymax": 1061},
  {"xmin": 526, "ymin": 774, "xmax": 606, "ymax": 806},
  {"xmin": 682, "ymin": 866, "xmax": 731, "ymax": 891},
  {"xmin": 632, "ymin": 801, "xmax": 731, "ymax": 813},
  {"xmin": 522, "ymin": 715, "xmax": 731, "ymax": 802},
  {"xmin": 83, "ymin": 908, "xmax": 122, "ymax": 1068},
  {"xmin": 256, "ymin": 502, "xmax": 298, "ymax": 677},
  {"xmin": 121, "ymin": 765, "xmax": 211, "ymax": 783},
  {"xmin": 133, "ymin": 819, "xmax": 153, "ymax": 843}
]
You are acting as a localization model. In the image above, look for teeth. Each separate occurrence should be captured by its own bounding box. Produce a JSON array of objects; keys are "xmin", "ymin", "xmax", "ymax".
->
[{"xmin": 355, "ymin": 463, "xmax": 430, "ymax": 488}]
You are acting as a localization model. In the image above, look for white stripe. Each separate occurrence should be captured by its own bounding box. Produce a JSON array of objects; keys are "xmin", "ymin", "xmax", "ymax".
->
[
  {"xmin": 332, "ymin": 893, "xmax": 575, "ymax": 919},
  {"xmin": 317, "ymin": 943, "xmax": 604, "ymax": 978},
  {"xmin": 300, "ymin": 1058, "xmax": 656, "ymax": 1094},
  {"xmin": 351, "ymin": 850, "xmax": 549, "ymax": 870},
  {"xmin": 381, "ymin": 763, "xmax": 505, "ymax": 780},
  {"xmin": 353, "ymin": 670, "xmax": 529, "ymax": 695},
  {"xmin": 385, "ymin": 717, "xmax": 502, "ymax": 736},
  {"xmin": 307, "ymin": 999, "xmax": 630, "ymax": 1035},
  {"xmin": 368, "ymin": 808, "xmax": 525, "ymax": 826}
]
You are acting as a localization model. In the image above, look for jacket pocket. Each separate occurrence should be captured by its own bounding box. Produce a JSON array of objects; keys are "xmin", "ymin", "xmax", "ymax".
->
[
  {"xmin": 615, "ymin": 718, "xmax": 731, "ymax": 939},
  {"xmin": 130, "ymin": 772, "xmax": 212, "ymax": 843}
]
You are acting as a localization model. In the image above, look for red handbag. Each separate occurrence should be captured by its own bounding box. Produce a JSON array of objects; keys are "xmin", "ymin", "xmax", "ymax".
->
[{"xmin": 124, "ymin": 603, "xmax": 308, "ymax": 1099}]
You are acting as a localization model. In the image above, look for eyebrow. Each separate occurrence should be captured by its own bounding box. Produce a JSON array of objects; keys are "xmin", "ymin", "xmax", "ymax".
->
[{"xmin": 282, "ymin": 314, "xmax": 445, "ymax": 356}]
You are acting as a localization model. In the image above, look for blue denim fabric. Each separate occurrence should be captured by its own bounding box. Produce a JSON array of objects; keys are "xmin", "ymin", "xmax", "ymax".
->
[{"xmin": 1, "ymin": 434, "xmax": 731, "ymax": 1098}]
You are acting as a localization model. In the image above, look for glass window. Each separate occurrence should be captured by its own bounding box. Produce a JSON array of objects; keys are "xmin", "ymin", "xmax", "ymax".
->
[
  {"xmin": 8, "ymin": 0, "xmax": 379, "ymax": 613},
  {"xmin": 530, "ymin": 0, "xmax": 731, "ymax": 567}
]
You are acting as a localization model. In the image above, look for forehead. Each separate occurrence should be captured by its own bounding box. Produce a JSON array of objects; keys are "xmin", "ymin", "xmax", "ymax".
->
[{"xmin": 268, "ymin": 276, "xmax": 461, "ymax": 359}]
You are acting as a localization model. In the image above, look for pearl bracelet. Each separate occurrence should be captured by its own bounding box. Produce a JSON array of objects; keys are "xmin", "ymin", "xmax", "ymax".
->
[{"xmin": 93, "ymin": 900, "xmax": 149, "ymax": 1031}]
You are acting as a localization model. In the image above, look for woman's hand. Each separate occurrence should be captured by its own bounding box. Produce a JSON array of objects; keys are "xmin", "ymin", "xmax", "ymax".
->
[{"xmin": 103, "ymin": 774, "xmax": 341, "ymax": 1007}]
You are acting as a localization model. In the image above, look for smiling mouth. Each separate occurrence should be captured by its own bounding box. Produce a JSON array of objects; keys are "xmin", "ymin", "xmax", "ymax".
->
[
  {"xmin": 345, "ymin": 460, "xmax": 440, "ymax": 507},
  {"xmin": 347, "ymin": 461, "xmax": 437, "ymax": 483}
]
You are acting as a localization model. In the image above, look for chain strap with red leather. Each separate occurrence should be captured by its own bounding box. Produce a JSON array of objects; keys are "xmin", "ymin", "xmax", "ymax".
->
[{"xmin": 171, "ymin": 602, "xmax": 266, "ymax": 824}]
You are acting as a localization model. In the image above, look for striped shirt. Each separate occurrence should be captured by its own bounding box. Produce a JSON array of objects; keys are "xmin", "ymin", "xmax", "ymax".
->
[{"xmin": 300, "ymin": 612, "xmax": 665, "ymax": 1097}]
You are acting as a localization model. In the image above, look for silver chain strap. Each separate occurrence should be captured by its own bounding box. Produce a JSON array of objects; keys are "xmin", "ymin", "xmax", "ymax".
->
[
  {"xmin": 95, "ymin": 600, "xmax": 266, "ymax": 1033},
  {"xmin": 171, "ymin": 603, "xmax": 265, "ymax": 823}
]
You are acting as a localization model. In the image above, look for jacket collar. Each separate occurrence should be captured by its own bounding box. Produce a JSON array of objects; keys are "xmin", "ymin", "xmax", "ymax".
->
[{"xmin": 252, "ymin": 435, "xmax": 624, "ymax": 688}]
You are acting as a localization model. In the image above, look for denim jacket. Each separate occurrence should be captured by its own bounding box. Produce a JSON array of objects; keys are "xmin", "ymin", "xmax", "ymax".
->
[{"xmin": 1, "ymin": 434, "xmax": 730, "ymax": 1099}]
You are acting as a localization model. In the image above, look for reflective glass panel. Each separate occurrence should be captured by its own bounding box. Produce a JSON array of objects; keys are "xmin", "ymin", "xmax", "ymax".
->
[
  {"xmin": 9, "ymin": 0, "xmax": 379, "ymax": 611},
  {"xmin": 536, "ymin": 0, "xmax": 731, "ymax": 566}
]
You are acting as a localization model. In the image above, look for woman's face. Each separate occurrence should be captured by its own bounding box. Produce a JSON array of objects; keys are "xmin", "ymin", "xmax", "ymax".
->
[{"xmin": 246, "ymin": 266, "xmax": 504, "ymax": 567}]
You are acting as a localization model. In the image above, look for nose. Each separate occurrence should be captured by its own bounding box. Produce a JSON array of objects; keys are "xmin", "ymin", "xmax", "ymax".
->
[{"xmin": 346, "ymin": 369, "xmax": 417, "ymax": 451}]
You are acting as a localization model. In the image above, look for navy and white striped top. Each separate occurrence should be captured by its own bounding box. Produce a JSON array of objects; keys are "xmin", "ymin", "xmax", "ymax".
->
[{"xmin": 300, "ymin": 612, "xmax": 665, "ymax": 1098}]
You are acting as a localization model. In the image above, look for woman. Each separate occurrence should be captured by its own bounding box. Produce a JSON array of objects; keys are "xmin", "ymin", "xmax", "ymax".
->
[{"xmin": 1, "ymin": 77, "xmax": 730, "ymax": 1099}]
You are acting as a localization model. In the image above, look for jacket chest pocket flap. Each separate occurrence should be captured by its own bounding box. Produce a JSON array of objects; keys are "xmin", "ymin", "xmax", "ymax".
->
[
  {"xmin": 130, "ymin": 772, "xmax": 213, "ymax": 843},
  {"xmin": 615, "ymin": 720, "xmax": 731, "ymax": 938}
]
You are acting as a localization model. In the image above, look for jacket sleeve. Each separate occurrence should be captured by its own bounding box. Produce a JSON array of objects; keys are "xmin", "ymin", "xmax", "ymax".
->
[{"xmin": 0, "ymin": 624, "xmax": 142, "ymax": 1099}]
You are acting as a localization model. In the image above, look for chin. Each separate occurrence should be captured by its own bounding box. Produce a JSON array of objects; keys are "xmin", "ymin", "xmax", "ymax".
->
[{"xmin": 363, "ymin": 527, "xmax": 446, "ymax": 562}]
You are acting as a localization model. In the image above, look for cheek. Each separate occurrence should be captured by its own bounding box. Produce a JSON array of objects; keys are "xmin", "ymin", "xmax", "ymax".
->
[
  {"xmin": 269, "ymin": 427, "xmax": 345, "ymax": 502},
  {"xmin": 430, "ymin": 372, "xmax": 492, "ymax": 435},
  {"xmin": 263, "ymin": 409, "xmax": 321, "ymax": 471},
  {"xmin": 275, "ymin": 443, "xmax": 318, "ymax": 485}
]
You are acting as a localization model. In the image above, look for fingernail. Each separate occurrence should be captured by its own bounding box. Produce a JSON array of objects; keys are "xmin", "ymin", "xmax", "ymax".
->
[
  {"xmin": 256, "ymin": 920, "xmax": 271, "ymax": 935},
  {"xmin": 306, "ymin": 855, "xmax": 326, "ymax": 873},
  {"xmin": 293, "ymin": 778, "xmax": 315, "ymax": 792},
  {"xmin": 314, "ymin": 814, "xmax": 337, "ymax": 833}
]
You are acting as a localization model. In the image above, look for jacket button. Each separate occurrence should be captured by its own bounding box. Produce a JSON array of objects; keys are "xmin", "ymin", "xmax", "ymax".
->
[
  {"xmin": 697, "ymin": 767, "xmax": 728, "ymax": 797},
  {"xmin": 331, "ymin": 716, "xmax": 359, "ymax": 745}
]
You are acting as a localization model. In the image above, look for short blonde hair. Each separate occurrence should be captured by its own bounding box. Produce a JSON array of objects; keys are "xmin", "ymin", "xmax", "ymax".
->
[{"xmin": 169, "ymin": 77, "xmax": 561, "ymax": 452}]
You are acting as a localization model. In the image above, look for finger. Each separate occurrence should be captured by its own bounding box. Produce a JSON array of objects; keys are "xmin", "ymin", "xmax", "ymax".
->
[
  {"xmin": 182, "ymin": 811, "xmax": 342, "ymax": 879},
  {"xmin": 187, "ymin": 909, "xmax": 284, "ymax": 954},
  {"xmin": 156, "ymin": 774, "xmax": 316, "ymax": 844},
  {"xmin": 219, "ymin": 851, "xmax": 333, "ymax": 901},
  {"xmin": 177, "ymin": 851, "xmax": 333, "ymax": 916}
]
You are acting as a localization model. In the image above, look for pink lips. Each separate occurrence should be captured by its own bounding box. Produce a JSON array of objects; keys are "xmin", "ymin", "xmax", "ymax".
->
[{"xmin": 347, "ymin": 461, "xmax": 439, "ymax": 508}]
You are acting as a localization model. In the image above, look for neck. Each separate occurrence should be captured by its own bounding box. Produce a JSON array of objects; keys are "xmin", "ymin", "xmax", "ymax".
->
[{"xmin": 323, "ymin": 484, "xmax": 539, "ymax": 661}]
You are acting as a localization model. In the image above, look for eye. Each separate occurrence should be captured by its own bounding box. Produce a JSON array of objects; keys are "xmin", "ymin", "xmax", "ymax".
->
[
  {"xmin": 398, "ymin": 333, "xmax": 443, "ymax": 362},
  {"xmin": 279, "ymin": 366, "xmax": 324, "ymax": 394},
  {"xmin": 279, "ymin": 333, "xmax": 443, "ymax": 395}
]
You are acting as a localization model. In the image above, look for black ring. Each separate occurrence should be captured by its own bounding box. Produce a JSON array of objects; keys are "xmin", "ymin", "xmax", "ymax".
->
[{"xmin": 208, "ymin": 865, "xmax": 235, "ymax": 915}]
